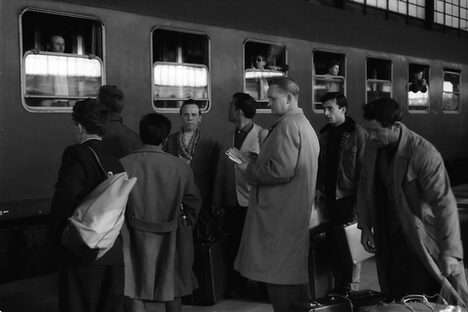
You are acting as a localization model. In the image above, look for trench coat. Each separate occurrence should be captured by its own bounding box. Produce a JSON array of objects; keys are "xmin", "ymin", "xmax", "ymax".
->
[
  {"xmin": 357, "ymin": 123, "xmax": 468, "ymax": 306},
  {"xmin": 234, "ymin": 107, "xmax": 319, "ymax": 285},
  {"xmin": 120, "ymin": 145, "xmax": 201, "ymax": 301}
]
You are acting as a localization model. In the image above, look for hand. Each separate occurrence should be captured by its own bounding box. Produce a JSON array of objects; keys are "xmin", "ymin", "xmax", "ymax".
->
[
  {"xmin": 360, "ymin": 228, "xmax": 377, "ymax": 253},
  {"xmin": 440, "ymin": 256, "xmax": 462, "ymax": 277}
]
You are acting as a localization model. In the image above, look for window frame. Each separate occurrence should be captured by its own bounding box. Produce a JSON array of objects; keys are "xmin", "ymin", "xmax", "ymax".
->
[
  {"xmin": 365, "ymin": 56, "xmax": 393, "ymax": 104},
  {"xmin": 242, "ymin": 38, "xmax": 288, "ymax": 114},
  {"xmin": 151, "ymin": 26, "xmax": 212, "ymax": 114},
  {"xmin": 407, "ymin": 62, "xmax": 431, "ymax": 114},
  {"xmin": 441, "ymin": 68, "xmax": 462, "ymax": 114},
  {"xmin": 19, "ymin": 8, "xmax": 106, "ymax": 113},
  {"xmin": 311, "ymin": 48, "xmax": 347, "ymax": 113}
]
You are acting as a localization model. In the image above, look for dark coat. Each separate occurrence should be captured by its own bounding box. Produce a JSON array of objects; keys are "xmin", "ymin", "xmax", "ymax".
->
[
  {"xmin": 165, "ymin": 130, "xmax": 219, "ymax": 216},
  {"xmin": 120, "ymin": 145, "xmax": 201, "ymax": 301},
  {"xmin": 357, "ymin": 123, "xmax": 468, "ymax": 306},
  {"xmin": 102, "ymin": 113, "xmax": 143, "ymax": 159},
  {"xmin": 234, "ymin": 108, "xmax": 320, "ymax": 284},
  {"xmin": 317, "ymin": 117, "xmax": 367, "ymax": 200},
  {"xmin": 48, "ymin": 138, "xmax": 124, "ymax": 266}
]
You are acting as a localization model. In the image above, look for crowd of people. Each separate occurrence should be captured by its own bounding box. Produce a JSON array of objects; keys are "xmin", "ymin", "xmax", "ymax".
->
[{"xmin": 45, "ymin": 77, "xmax": 468, "ymax": 312}]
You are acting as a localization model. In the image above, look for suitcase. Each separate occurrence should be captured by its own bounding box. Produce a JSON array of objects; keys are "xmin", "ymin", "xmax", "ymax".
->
[
  {"xmin": 183, "ymin": 235, "xmax": 228, "ymax": 306},
  {"xmin": 295, "ymin": 294, "xmax": 353, "ymax": 312},
  {"xmin": 309, "ymin": 225, "xmax": 334, "ymax": 298},
  {"xmin": 347, "ymin": 289, "xmax": 387, "ymax": 312}
]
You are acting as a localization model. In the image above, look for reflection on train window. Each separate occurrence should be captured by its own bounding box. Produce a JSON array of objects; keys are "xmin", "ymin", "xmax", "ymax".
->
[
  {"xmin": 21, "ymin": 10, "xmax": 104, "ymax": 110},
  {"xmin": 313, "ymin": 51, "xmax": 346, "ymax": 111},
  {"xmin": 244, "ymin": 41, "xmax": 287, "ymax": 110},
  {"xmin": 442, "ymin": 69, "xmax": 461, "ymax": 113},
  {"xmin": 366, "ymin": 58, "xmax": 392, "ymax": 103},
  {"xmin": 152, "ymin": 29, "xmax": 209, "ymax": 111},
  {"xmin": 408, "ymin": 64, "xmax": 430, "ymax": 113}
]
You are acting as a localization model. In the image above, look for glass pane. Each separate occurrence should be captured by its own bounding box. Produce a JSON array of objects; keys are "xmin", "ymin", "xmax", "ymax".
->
[
  {"xmin": 24, "ymin": 53, "xmax": 102, "ymax": 107},
  {"xmin": 408, "ymin": 91, "xmax": 429, "ymax": 111},
  {"xmin": 245, "ymin": 69, "xmax": 285, "ymax": 103},
  {"xmin": 444, "ymin": 72, "xmax": 460, "ymax": 93},
  {"xmin": 442, "ymin": 93, "xmax": 460, "ymax": 112},
  {"xmin": 367, "ymin": 81, "xmax": 392, "ymax": 102},
  {"xmin": 377, "ymin": 0, "xmax": 387, "ymax": 9},
  {"xmin": 153, "ymin": 62, "xmax": 208, "ymax": 101},
  {"xmin": 313, "ymin": 76, "xmax": 345, "ymax": 110}
]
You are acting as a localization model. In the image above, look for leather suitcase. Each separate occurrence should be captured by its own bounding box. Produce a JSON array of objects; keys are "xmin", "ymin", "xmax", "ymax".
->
[
  {"xmin": 309, "ymin": 225, "xmax": 334, "ymax": 299},
  {"xmin": 347, "ymin": 289, "xmax": 387, "ymax": 312},
  {"xmin": 295, "ymin": 294, "xmax": 353, "ymax": 312},
  {"xmin": 183, "ymin": 235, "xmax": 228, "ymax": 306}
]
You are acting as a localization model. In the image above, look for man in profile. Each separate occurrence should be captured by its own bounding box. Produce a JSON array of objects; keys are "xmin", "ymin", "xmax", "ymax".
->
[
  {"xmin": 212, "ymin": 92, "xmax": 265, "ymax": 297},
  {"xmin": 99, "ymin": 85, "xmax": 143, "ymax": 158},
  {"xmin": 48, "ymin": 35, "xmax": 66, "ymax": 53},
  {"xmin": 316, "ymin": 92, "xmax": 366, "ymax": 295},
  {"xmin": 235, "ymin": 77, "xmax": 319, "ymax": 311},
  {"xmin": 358, "ymin": 98, "xmax": 468, "ymax": 306}
]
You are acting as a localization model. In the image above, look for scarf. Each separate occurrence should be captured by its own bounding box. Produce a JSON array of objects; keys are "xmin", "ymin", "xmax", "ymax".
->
[{"xmin": 177, "ymin": 128, "xmax": 200, "ymax": 164}]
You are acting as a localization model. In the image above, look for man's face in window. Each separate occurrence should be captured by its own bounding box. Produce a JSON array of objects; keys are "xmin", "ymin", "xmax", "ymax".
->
[{"xmin": 50, "ymin": 36, "xmax": 65, "ymax": 53}]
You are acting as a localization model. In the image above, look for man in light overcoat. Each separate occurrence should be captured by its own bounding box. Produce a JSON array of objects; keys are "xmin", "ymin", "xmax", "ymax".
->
[
  {"xmin": 358, "ymin": 98, "xmax": 468, "ymax": 307},
  {"xmin": 234, "ymin": 77, "xmax": 319, "ymax": 312}
]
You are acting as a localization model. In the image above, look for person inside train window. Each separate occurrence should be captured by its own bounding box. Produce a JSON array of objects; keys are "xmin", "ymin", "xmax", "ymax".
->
[
  {"xmin": 358, "ymin": 98, "xmax": 468, "ymax": 305},
  {"xmin": 120, "ymin": 113, "xmax": 201, "ymax": 312},
  {"xmin": 325, "ymin": 59, "xmax": 341, "ymax": 92},
  {"xmin": 164, "ymin": 99, "xmax": 220, "ymax": 241},
  {"xmin": 47, "ymin": 35, "xmax": 66, "ymax": 53},
  {"xmin": 316, "ymin": 92, "xmax": 367, "ymax": 296},
  {"xmin": 212, "ymin": 92, "xmax": 267, "ymax": 298},
  {"xmin": 253, "ymin": 55, "xmax": 267, "ymax": 69},
  {"xmin": 46, "ymin": 99, "xmax": 125, "ymax": 312},
  {"xmin": 408, "ymin": 69, "xmax": 428, "ymax": 93},
  {"xmin": 99, "ymin": 85, "xmax": 143, "ymax": 159},
  {"xmin": 234, "ymin": 77, "xmax": 319, "ymax": 312}
]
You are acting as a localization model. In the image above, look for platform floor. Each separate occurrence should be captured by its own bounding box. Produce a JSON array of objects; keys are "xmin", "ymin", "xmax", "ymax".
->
[{"xmin": 0, "ymin": 258, "xmax": 379, "ymax": 312}]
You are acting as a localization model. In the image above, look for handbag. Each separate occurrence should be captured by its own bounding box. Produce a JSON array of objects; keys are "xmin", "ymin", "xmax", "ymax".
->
[{"xmin": 61, "ymin": 146, "xmax": 137, "ymax": 261}]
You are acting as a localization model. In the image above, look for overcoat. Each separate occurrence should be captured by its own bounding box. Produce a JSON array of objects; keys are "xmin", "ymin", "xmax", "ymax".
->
[
  {"xmin": 234, "ymin": 108, "xmax": 319, "ymax": 284},
  {"xmin": 357, "ymin": 123, "xmax": 468, "ymax": 306},
  {"xmin": 120, "ymin": 145, "xmax": 201, "ymax": 301}
]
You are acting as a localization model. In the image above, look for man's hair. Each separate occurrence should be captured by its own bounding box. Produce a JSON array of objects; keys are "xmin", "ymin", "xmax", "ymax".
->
[
  {"xmin": 98, "ymin": 85, "xmax": 124, "ymax": 113},
  {"xmin": 320, "ymin": 92, "xmax": 348, "ymax": 110},
  {"xmin": 72, "ymin": 99, "xmax": 107, "ymax": 136},
  {"xmin": 179, "ymin": 99, "xmax": 201, "ymax": 115},
  {"xmin": 139, "ymin": 113, "xmax": 172, "ymax": 146},
  {"xmin": 232, "ymin": 92, "xmax": 257, "ymax": 119},
  {"xmin": 268, "ymin": 77, "xmax": 299, "ymax": 99},
  {"xmin": 363, "ymin": 98, "xmax": 403, "ymax": 128}
]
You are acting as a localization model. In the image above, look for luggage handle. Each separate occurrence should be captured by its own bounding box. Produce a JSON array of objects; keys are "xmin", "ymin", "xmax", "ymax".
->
[{"xmin": 400, "ymin": 295, "xmax": 435, "ymax": 312}]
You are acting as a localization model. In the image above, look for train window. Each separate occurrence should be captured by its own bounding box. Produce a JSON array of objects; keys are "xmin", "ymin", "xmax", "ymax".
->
[
  {"xmin": 152, "ymin": 29, "xmax": 210, "ymax": 111},
  {"xmin": 407, "ymin": 64, "xmax": 430, "ymax": 113},
  {"xmin": 244, "ymin": 41, "xmax": 287, "ymax": 110},
  {"xmin": 313, "ymin": 51, "xmax": 346, "ymax": 111},
  {"xmin": 366, "ymin": 58, "xmax": 392, "ymax": 103},
  {"xmin": 20, "ymin": 10, "xmax": 104, "ymax": 111},
  {"xmin": 442, "ymin": 69, "xmax": 461, "ymax": 113}
]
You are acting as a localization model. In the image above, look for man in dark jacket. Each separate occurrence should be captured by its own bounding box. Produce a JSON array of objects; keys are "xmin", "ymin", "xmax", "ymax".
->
[
  {"xmin": 99, "ymin": 85, "xmax": 143, "ymax": 158},
  {"xmin": 316, "ymin": 92, "xmax": 367, "ymax": 295}
]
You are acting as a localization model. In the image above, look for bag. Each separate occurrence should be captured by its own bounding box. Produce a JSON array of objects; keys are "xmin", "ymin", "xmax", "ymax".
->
[
  {"xmin": 61, "ymin": 147, "xmax": 137, "ymax": 261},
  {"xmin": 295, "ymin": 294, "xmax": 353, "ymax": 312},
  {"xmin": 359, "ymin": 294, "xmax": 467, "ymax": 312},
  {"xmin": 344, "ymin": 222, "xmax": 373, "ymax": 263},
  {"xmin": 347, "ymin": 289, "xmax": 387, "ymax": 312}
]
